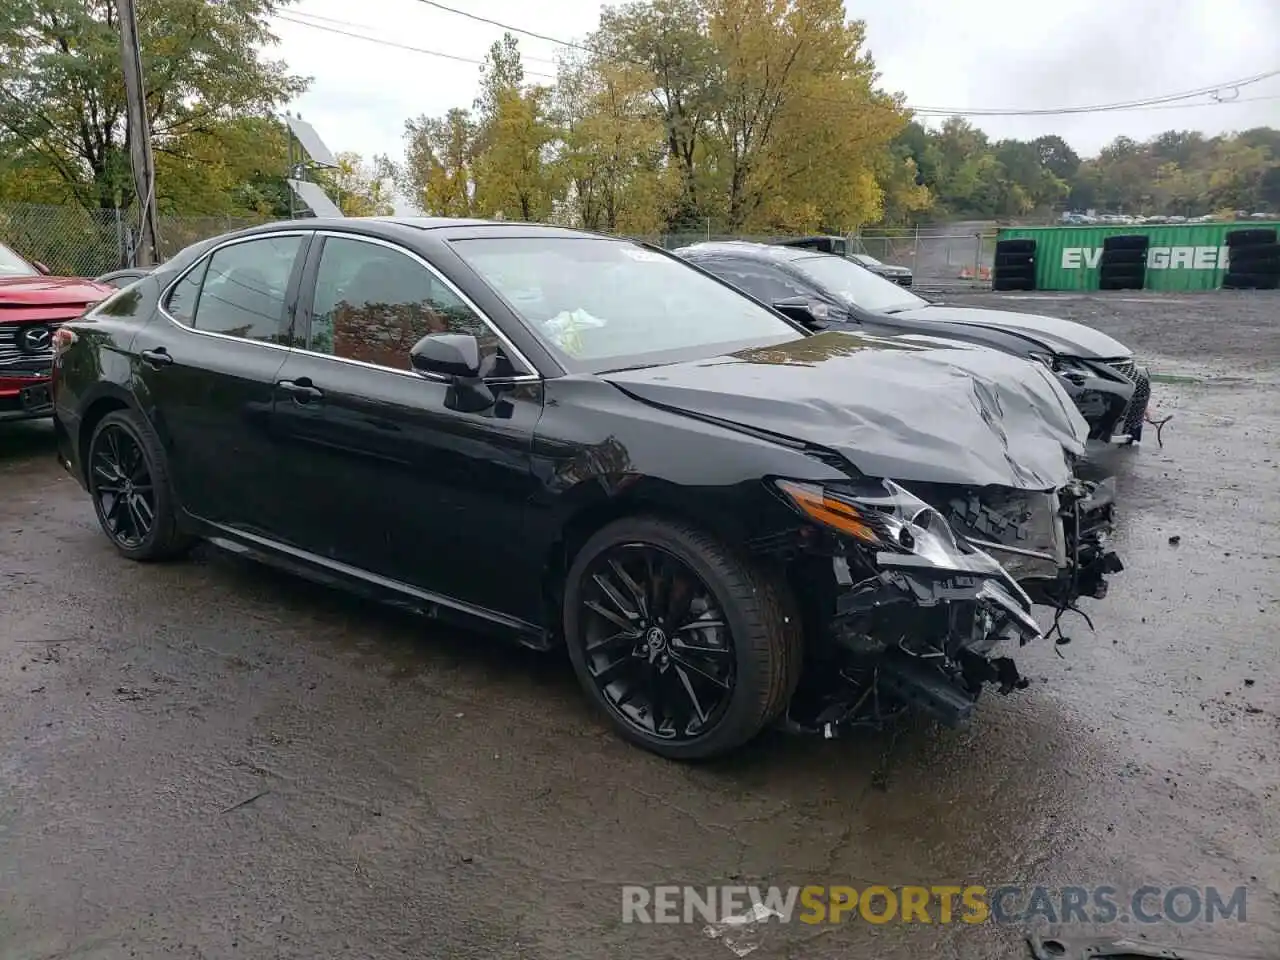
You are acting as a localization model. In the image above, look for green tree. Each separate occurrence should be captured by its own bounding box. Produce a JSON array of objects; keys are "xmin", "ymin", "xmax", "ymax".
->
[
  {"xmin": 593, "ymin": 0, "xmax": 719, "ymax": 229},
  {"xmin": 401, "ymin": 108, "xmax": 476, "ymax": 216},
  {"xmin": 0, "ymin": 0, "xmax": 307, "ymax": 211},
  {"xmin": 315, "ymin": 151, "xmax": 395, "ymax": 217},
  {"xmin": 552, "ymin": 53, "xmax": 677, "ymax": 233},
  {"xmin": 470, "ymin": 36, "xmax": 558, "ymax": 221}
]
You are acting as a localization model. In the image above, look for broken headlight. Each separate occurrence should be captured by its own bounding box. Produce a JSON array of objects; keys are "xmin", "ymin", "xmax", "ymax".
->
[{"xmin": 776, "ymin": 478, "xmax": 1017, "ymax": 580}]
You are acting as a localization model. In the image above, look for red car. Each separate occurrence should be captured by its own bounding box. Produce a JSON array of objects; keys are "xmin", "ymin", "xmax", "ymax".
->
[{"xmin": 1, "ymin": 241, "xmax": 113, "ymax": 422}]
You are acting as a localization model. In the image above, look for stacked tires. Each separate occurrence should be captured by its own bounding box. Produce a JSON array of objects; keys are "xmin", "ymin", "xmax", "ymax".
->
[
  {"xmin": 993, "ymin": 239, "xmax": 1036, "ymax": 291},
  {"xmin": 1223, "ymin": 228, "xmax": 1279, "ymax": 290},
  {"xmin": 1098, "ymin": 235, "xmax": 1148, "ymax": 291}
]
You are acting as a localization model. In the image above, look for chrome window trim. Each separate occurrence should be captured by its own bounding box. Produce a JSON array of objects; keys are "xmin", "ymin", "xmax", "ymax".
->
[
  {"xmin": 157, "ymin": 230, "xmax": 310, "ymax": 353},
  {"xmin": 297, "ymin": 231, "xmax": 541, "ymax": 384}
]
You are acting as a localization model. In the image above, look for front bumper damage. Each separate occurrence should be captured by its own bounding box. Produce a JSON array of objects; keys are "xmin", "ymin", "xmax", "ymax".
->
[
  {"xmin": 778, "ymin": 476, "xmax": 1123, "ymax": 738},
  {"xmin": 927, "ymin": 476, "xmax": 1124, "ymax": 607},
  {"xmin": 1054, "ymin": 356, "xmax": 1153, "ymax": 444},
  {"xmin": 785, "ymin": 557, "xmax": 1043, "ymax": 735}
]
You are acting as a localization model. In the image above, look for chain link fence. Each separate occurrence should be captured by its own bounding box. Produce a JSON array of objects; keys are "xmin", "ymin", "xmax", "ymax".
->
[
  {"xmin": 637, "ymin": 223, "xmax": 999, "ymax": 290},
  {"xmin": 0, "ymin": 202, "xmax": 269, "ymax": 278},
  {"xmin": 1, "ymin": 201, "xmax": 999, "ymax": 290}
]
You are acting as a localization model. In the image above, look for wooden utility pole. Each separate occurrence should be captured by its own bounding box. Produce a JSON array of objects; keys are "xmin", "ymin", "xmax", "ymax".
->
[{"xmin": 118, "ymin": 0, "xmax": 159, "ymax": 266}]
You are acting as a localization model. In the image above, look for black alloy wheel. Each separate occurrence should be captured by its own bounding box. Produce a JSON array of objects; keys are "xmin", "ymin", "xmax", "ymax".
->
[
  {"xmin": 90, "ymin": 422, "xmax": 155, "ymax": 549},
  {"xmin": 87, "ymin": 410, "xmax": 192, "ymax": 561},
  {"xmin": 579, "ymin": 543, "xmax": 736, "ymax": 742},
  {"xmin": 564, "ymin": 516, "xmax": 800, "ymax": 760}
]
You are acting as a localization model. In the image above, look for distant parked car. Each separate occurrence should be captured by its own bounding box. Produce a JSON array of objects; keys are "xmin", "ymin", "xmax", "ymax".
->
[
  {"xmin": 773, "ymin": 236, "xmax": 913, "ymax": 286},
  {"xmin": 0, "ymin": 240, "xmax": 113, "ymax": 423},
  {"xmin": 675, "ymin": 240, "xmax": 1152, "ymax": 445},
  {"xmin": 847, "ymin": 252, "xmax": 913, "ymax": 287},
  {"xmin": 94, "ymin": 267, "xmax": 152, "ymax": 289}
]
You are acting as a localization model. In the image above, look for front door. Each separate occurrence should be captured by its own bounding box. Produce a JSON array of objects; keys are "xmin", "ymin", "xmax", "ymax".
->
[
  {"xmin": 268, "ymin": 233, "xmax": 545, "ymax": 623},
  {"xmin": 132, "ymin": 231, "xmax": 308, "ymax": 534}
]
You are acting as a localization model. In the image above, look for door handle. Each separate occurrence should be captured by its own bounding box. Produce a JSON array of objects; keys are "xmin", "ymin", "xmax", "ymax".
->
[
  {"xmin": 277, "ymin": 378, "xmax": 324, "ymax": 402},
  {"xmin": 139, "ymin": 347, "xmax": 173, "ymax": 368}
]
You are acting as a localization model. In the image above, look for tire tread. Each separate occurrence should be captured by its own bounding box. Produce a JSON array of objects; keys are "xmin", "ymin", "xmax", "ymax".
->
[{"xmin": 564, "ymin": 515, "xmax": 800, "ymax": 759}]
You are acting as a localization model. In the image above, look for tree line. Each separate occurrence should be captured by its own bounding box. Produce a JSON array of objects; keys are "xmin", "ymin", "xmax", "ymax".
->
[{"xmin": 1, "ymin": 0, "xmax": 1276, "ymax": 235}]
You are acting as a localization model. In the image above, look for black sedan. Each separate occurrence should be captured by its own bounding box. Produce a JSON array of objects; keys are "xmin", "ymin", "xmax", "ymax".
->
[
  {"xmin": 676, "ymin": 241, "xmax": 1152, "ymax": 444},
  {"xmin": 51, "ymin": 218, "xmax": 1118, "ymax": 759},
  {"xmin": 94, "ymin": 267, "xmax": 153, "ymax": 289}
]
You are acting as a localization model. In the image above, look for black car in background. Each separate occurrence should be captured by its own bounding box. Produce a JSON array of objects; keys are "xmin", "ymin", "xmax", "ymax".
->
[
  {"xmin": 773, "ymin": 235, "xmax": 913, "ymax": 286},
  {"xmin": 677, "ymin": 241, "xmax": 1152, "ymax": 444},
  {"xmin": 51, "ymin": 218, "xmax": 1119, "ymax": 759},
  {"xmin": 94, "ymin": 268, "xmax": 152, "ymax": 289}
]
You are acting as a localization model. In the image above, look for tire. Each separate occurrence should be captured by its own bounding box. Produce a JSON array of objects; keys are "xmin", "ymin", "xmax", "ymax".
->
[
  {"xmin": 994, "ymin": 252, "xmax": 1035, "ymax": 268},
  {"xmin": 563, "ymin": 516, "xmax": 800, "ymax": 760},
  {"xmin": 1222, "ymin": 272, "xmax": 1279, "ymax": 290},
  {"xmin": 1226, "ymin": 228, "xmax": 1278, "ymax": 247},
  {"xmin": 1227, "ymin": 257, "xmax": 1280, "ymax": 278},
  {"xmin": 995, "ymin": 239, "xmax": 1036, "ymax": 255},
  {"xmin": 1102, "ymin": 234, "xmax": 1149, "ymax": 252},
  {"xmin": 992, "ymin": 276, "xmax": 1034, "ymax": 291},
  {"xmin": 1225, "ymin": 243, "xmax": 1280, "ymax": 266},
  {"xmin": 1099, "ymin": 275, "xmax": 1144, "ymax": 291},
  {"xmin": 87, "ymin": 410, "xmax": 193, "ymax": 561},
  {"xmin": 1100, "ymin": 248, "xmax": 1147, "ymax": 266},
  {"xmin": 1099, "ymin": 267, "xmax": 1145, "ymax": 284},
  {"xmin": 994, "ymin": 265, "xmax": 1036, "ymax": 281}
]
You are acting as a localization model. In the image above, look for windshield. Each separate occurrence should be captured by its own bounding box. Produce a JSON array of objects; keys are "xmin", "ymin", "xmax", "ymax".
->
[
  {"xmin": 451, "ymin": 237, "xmax": 802, "ymax": 371},
  {"xmin": 851, "ymin": 253, "xmax": 881, "ymax": 267},
  {"xmin": 0, "ymin": 241, "xmax": 38, "ymax": 278},
  {"xmin": 790, "ymin": 254, "xmax": 927, "ymax": 313}
]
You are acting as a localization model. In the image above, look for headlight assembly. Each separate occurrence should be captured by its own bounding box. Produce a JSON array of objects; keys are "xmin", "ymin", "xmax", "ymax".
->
[
  {"xmin": 1028, "ymin": 351, "xmax": 1058, "ymax": 370},
  {"xmin": 774, "ymin": 477, "xmax": 1033, "ymax": 607}
]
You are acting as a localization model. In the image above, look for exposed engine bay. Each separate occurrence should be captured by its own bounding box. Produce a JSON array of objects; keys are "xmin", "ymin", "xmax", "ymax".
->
[{"xmin": 773, "ymin": 475, "xmax": 1123, "ymax": 737}]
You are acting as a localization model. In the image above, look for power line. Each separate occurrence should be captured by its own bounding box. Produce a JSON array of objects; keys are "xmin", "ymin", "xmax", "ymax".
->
[
  {"xmin": 274, "ymin": 12, "xmax": 557, "ymax": 78},
  {"xmin": 286, "ymin": 8, "xmax": 560, "ymax": 65},
  {"xmin": 913, "ymin": 93, "xmax": 1280, "ymax": 120},
  {"xmin": 284, "ymin": 6, "xmax": 1279, "ymax": 120},
  {"xmin": 397, "ymin": 0, "xmax": 1280, "ymax": 118},
  {"xmin": 911, "ymin": 69, "xmax": 1280, "ymax": 116},
  {"xmin": 404, "ymin": 0, "xmax": 592, "ymax": 53}
]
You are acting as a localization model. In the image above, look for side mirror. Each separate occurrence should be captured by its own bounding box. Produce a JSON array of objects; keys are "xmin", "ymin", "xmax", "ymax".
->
[
  {"xmin": 409, "ymin": 333, "xmax": 481, "ymax": 379},
  {"xmin": 33, "ymin": 261, "xmax": 50, "ymax": 275},
  {"xmin": 772, "ymin": 297, "xmax": 828, "ymax": 330}
]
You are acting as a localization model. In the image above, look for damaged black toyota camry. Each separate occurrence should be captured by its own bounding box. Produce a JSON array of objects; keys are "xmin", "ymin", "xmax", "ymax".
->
[{"xmin": 51, "ymin": 218, "xmax": 1121, "ymax": 760}]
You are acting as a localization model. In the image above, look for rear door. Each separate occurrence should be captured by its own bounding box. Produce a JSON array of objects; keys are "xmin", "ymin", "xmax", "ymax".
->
[
  {"xmin": 133, "ymin": 231, "xmax": 309, "ymax": 534},
  {"xmin": 267, "ymin": 232, "xmax": 545, "ymax": 622}
]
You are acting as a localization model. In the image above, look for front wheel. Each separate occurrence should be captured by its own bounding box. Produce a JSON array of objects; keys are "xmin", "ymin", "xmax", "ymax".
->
[
  {"xmin": 563, "ymin": 516, "xmax": 800, "ymax": 760},
  {"xmin": 87, "ymin": 410, "xmax": 192, "ymax": 561}
]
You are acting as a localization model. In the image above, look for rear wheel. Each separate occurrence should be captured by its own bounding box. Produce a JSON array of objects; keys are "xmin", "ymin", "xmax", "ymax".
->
[
  {"xmin": 563, "ymin": 516, "xmax": 799, "ymax": 759},
  {"xmin": 87, "ymin": 410, "xmax": 192, "ymax": 561}
]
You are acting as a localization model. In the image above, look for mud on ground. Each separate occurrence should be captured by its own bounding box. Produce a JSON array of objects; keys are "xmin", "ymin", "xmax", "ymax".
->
[{"xmin": 1, "ymin": 291, "xmax": 1277, "ymax": 959}]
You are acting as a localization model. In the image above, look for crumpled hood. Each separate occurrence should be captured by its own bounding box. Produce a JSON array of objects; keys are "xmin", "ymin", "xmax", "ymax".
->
[
  {"xmin": 603, "ymin": 330, "xmax": 1090, "ymax": 490},
  {"xmin": 0, "ymin": 275, "xmax": 113, "ymax": 307},
  {"xmin": 893, "ymin": 304, "xmax": 1131, "ymax": 360}
]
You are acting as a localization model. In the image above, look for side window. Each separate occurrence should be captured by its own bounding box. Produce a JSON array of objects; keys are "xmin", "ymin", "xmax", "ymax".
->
[
  {"xmin": 164, "ymin": 258, "xmax": 208, "ymax": 324},
  {"xmin": 309, "ymin": 236, "xmax": 521, "ymax": 376},
  {"xmin": 709, "ymin": 259, "xmax": 810, "ymax": 303},
  {"xmin": 189, "ymin": 235, "xmax": 302, "ymax": 343}
]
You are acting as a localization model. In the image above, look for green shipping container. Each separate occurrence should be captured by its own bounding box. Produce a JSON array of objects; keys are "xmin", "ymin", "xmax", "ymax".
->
[{"xmin": 996, "ymin": 222, "xmax": 1280, "ymax": 292}]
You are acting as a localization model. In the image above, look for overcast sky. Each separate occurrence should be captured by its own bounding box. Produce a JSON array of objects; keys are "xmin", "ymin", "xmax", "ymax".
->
[{"xmin": 270, "ymin": 0, "xmax": 1280, "ymax": 167}]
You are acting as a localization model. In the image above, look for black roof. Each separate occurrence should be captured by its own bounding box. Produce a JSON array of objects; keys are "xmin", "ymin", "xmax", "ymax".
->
[{"xmin": 211, "ymin": 216, "xmax": 622, "ymax": 248}]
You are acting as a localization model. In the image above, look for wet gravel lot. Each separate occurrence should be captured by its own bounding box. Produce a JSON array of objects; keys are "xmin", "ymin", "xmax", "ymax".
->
[{"xmin": 2, "ymin": 291, "xmax": 1278, "ymax": 960}]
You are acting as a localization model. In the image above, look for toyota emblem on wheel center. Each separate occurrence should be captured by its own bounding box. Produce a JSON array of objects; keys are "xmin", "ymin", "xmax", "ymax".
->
[{"xmin": 20, "ymin": 325, "xmax": 52, "ymax": 352}]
